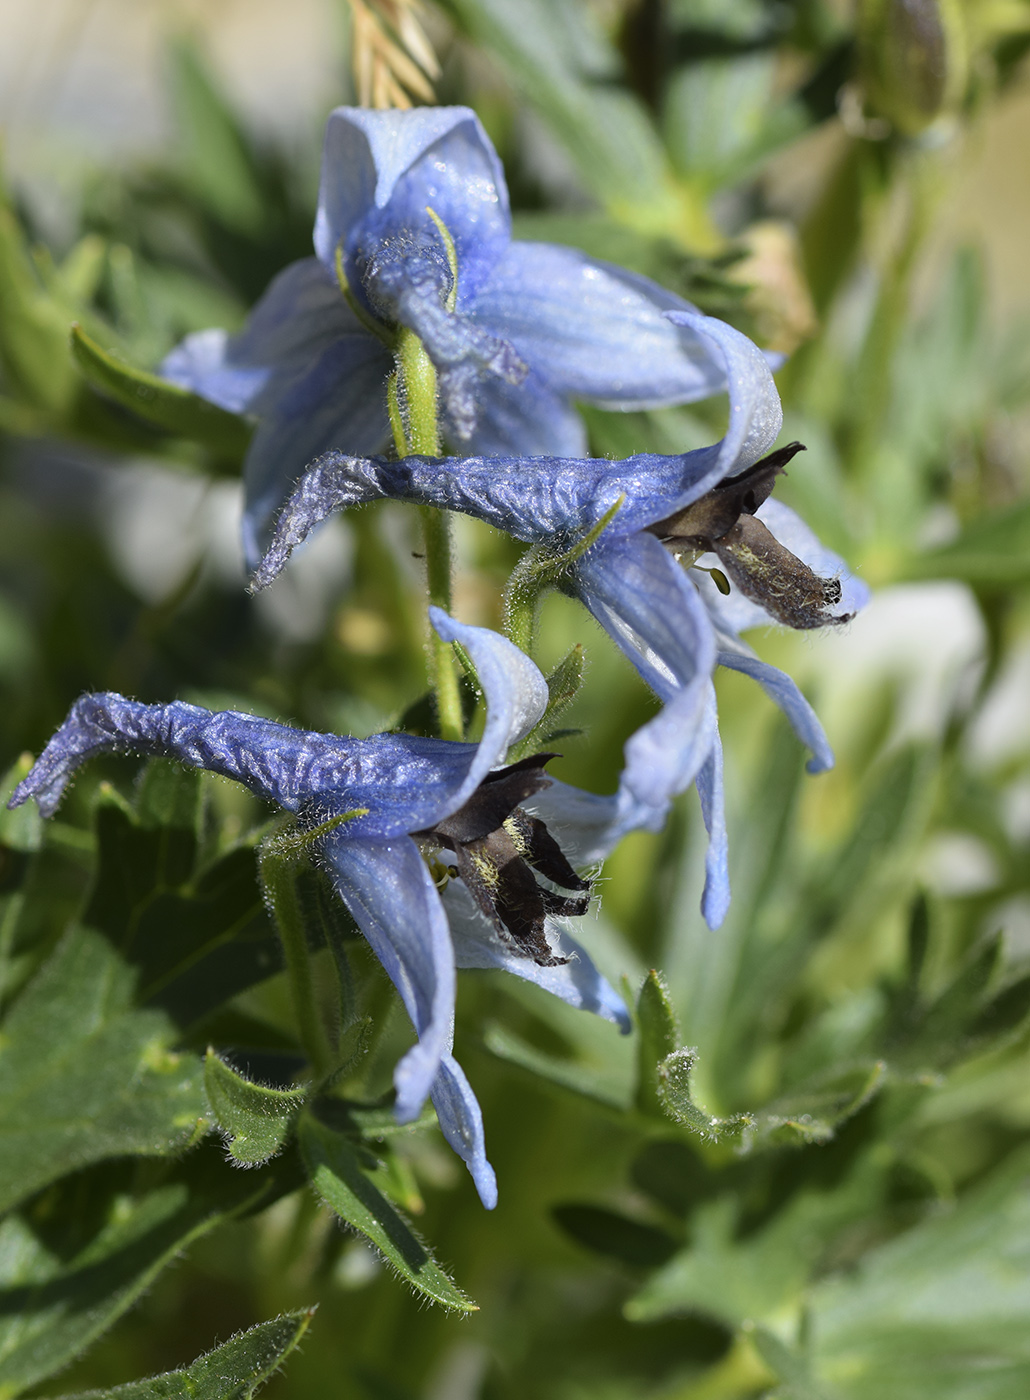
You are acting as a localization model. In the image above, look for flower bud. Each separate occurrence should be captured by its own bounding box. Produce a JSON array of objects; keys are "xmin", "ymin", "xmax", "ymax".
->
[{"xmin": 858, "ymin": 0, "xmax": 967, "ymax": 136}]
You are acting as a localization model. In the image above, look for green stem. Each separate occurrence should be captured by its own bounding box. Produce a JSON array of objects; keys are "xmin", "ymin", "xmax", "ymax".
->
[
  {"xmin": 259, "ymin": 839, "xmax": 334, "ymax": 1079},
  {"xmin": 504, "ymin": 496, "xmax": 625, "ymax": 656},
  {"xmin": 504, "ymin": 549, "xmax": 543, "ymax": 657},
  {"xmin": 393, "ymin": 327, "xmax": 464, "ymax": 743}
]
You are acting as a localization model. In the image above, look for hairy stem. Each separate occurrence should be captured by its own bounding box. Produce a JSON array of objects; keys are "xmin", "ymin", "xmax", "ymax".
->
[
  {"xmin": 393, "ymin": 327, "xmax": 464, "ymax": 742},
  {"xmin": 259, "ymin": 840, "xmax": 334, "ymax": 1079}
]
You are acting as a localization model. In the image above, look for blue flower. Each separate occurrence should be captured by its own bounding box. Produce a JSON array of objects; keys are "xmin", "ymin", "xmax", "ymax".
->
[
  {"xmin": 162, "ymin": 105, "xmax": 749, "ymax": 566},
  {"xmin": 252, "ymin": 312, "xmax": 870, "ymax": 928},
  {"xmin": 9, "ymin": 611, "xmax": 643, "ymax": 1209}
]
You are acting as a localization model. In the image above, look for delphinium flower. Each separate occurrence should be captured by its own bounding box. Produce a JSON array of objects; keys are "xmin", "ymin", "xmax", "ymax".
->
[
  {"xmin": 161, "ymin": 104, "xmax": 755, "ymax": 565},
  {"xmin": 252, "ymin": 312, "xmax": 870, "ymax": 926},
  {"xmin": 9, "ymin": 611, "xmax": 646, "ymax": 1208}
]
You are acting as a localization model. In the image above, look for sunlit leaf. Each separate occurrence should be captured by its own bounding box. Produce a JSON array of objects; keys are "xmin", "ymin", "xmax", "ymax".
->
[{"xmin": 70, "ymin": 324, "xmax": 249, "ymax": 462}]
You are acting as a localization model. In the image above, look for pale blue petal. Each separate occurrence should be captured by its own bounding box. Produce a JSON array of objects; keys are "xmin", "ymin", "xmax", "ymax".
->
[
  {"xmin": 161, "ymin": 328, "xmax": 267, "ymax": 414},
  {"xmin": 324, "ymin": 834, "xmax": 455, "ymax": 1123},
  {"xmin": 161, "ymin": 260, "xmax": 364, "ymax": 414},
  {"xmin": 443, "ymin": 882, "xmax": 630, "ymax": 1032},
  {"xmin": 695, "ymin": 690, "xmax": 730, "ymax": 929},
  {"xmin": 316, "ymin": 107, "xmax": 510, "ymax": 298},
  {"xmin": 431, "ymin": 1057, "xmax": 497, "ymax": 1208},
  {"xmin": 461, "ymin": 366, "xmax": 588, "ymax": 458},
  {"xmin": 716, "ymin": 645, "xmax": 835, "ymax": 774},
  {"xmin": 8, "ymin": 695, "xmax": 351, "ymax": 818},
  {"xmin": 430, "ymin": 608, "xmax": 547, "ymax": 754},
  {"xmin": 526, "ymin": 779, "xmax": 657, "ymax": 866},
  {"xmin": 251, "ymin": 443, "xmax": 712, "ymax": 591},
  {"xmin": 241, "ymin": 334, "xmax": 393, "ymax": 567},
  {"xmin": 7, "ymin": 692, "xmax": 492, "ymax": 837},
  {"xmin": 379, "ymin": 276, "xmax": 527, "ymax": 440},
  {"xmin": 665, "ymin": 311, "xmax": 783, "ymax": 481},
  {"xmin": 574, "ymin": 533, "xmax": 719, "ymax": 816},
  {"xmin": 472, "ymin": 242, "xmax": 729, "ymax": 407}
]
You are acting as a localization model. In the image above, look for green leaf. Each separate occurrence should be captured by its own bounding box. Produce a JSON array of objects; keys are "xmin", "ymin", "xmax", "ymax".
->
[
  {"xmin": 0, "ymin": 1149, "xmax": 280, "ymax": 1395},
  {"xmin": 656, "ymin": 1048, "xmax": 751, "ymax": 1141},
  {"xmin": 627, "ymin": 1152, "xmax": 888, "ymax": 1328},
  {"xmin": 745, "ymin": 1061, "xmax": 888, "ymax": 1147},
  {"xmin": 903, "ymin": 497, "xmax": 1030, "ymax": 589},
  {"xmin": 205, "ymin": 1052, "xmax": 307, "ymax": 1166},
  {"xmin": 83, "ymin": 782, "xmax": 281, "ymax": 1031},
  {"xmin": 298, "ymin": 1115, "xmax": 476, "ymax": 1314},
  {"xmin": 804, "ymin": 1147, "xmax": 1030, "ymax": 1399},
  {"xmin": 482, "ymin": 1022, "xmax": 629, "ymax": 1110},
  {"xmin": 70, "ymin": 324, "xmax": 250, "ymax": 461},
  {"xmin": 630, "ymin": 1139, "xmax": 717, "ymax": 1218},
  {"xmin": 664, "ymin": 54, "xmax": 807, "ymax": 189},
  {"xmin": 635, "ymin": 970, "xmax": 679, "ymax": 1116},
  {"xmin": 509, "ymin": 644, "xmax": 585, "ymax": 759},
  {"xmin": 0, "ymin": 927, "xmax": 208, "ymax": 1213},
  {"xmin": 0, "ymin": 755, "xmax": 42, "ymax": 855},
  {"xmin": 0, "ymin": 199, "xmax": 78, "ymax": 414},
  {"xmin": 49, "ymin": 1309, "xmax": 315, "ymax": 1400},
  {"xmin": 552, "ymin": 1204, "xmax": 678, "ymax": 1267},
  {"xmin": 439, "ymin": 0, "xmax": 717, "ymax": 247}
]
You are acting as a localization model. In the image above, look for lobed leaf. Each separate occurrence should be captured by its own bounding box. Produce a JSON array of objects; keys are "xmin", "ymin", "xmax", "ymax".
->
[
  {"xmin": 0, "ymin": 928, "xmax": 208, "ymax": 1214},
  {"xmin": 803, "ymin": 1147, "xmax": 1030, "ymax": 1399},
  {"xmin": 204, "ymin": 1052, "xmax": 307, "ymax": 1166}
]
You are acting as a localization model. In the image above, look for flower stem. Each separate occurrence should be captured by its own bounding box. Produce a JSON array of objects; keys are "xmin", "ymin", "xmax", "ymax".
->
[
  {"xmin": 258, "ymin": 837, "xmax": 334, "ymax": 1079},
  {"xmin": 393, "ymin": 326, "xmax": 464, "ymax": 742}
]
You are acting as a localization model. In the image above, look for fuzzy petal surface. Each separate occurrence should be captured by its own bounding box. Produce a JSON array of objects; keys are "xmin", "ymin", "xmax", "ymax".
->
[{"xmin": 252, "ymin": 311, "xmax": 784, "ymax": 589}]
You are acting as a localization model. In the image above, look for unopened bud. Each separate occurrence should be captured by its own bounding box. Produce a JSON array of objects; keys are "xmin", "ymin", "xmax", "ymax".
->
[{"xmin": 858, "ymin": 0, "xmax": 967, "ymax": 136}]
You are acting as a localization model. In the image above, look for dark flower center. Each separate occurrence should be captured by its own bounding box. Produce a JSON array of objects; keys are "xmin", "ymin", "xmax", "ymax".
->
[
  {"xmin": 647, "ymin": 442, "xmax": 854, "ymax": 630},
  {"xmin": 416, "ymin": 754, "xmax": 590, "ymax": 967}
]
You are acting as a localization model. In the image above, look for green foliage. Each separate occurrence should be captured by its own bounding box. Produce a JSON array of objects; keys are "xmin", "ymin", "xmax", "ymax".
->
[
  {"xmin": 0, "ymin": 928, "xmax": 207, "ymax": 1215},
  {"xmin": 0, "ymin": 1149, "xmax": 291, "ymax": 1396},
  {"xmin": 50, "ymin": 1310, "xmax": 315, "ymax": 1400},
  {"xmin": 204, "ymin": 1054, "xmax": 307, "ymax": 1166},
  {"xmin": 298, "ymin": 1116, "xmax": 475, "ymax": 1314},
  {"xmin": 70, "ymin": 325, "xmax": 250, "ymax": 466},
  {"xmin": 2, "ymin": 0, "xmax": 1030, "ymax": 1395}
]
